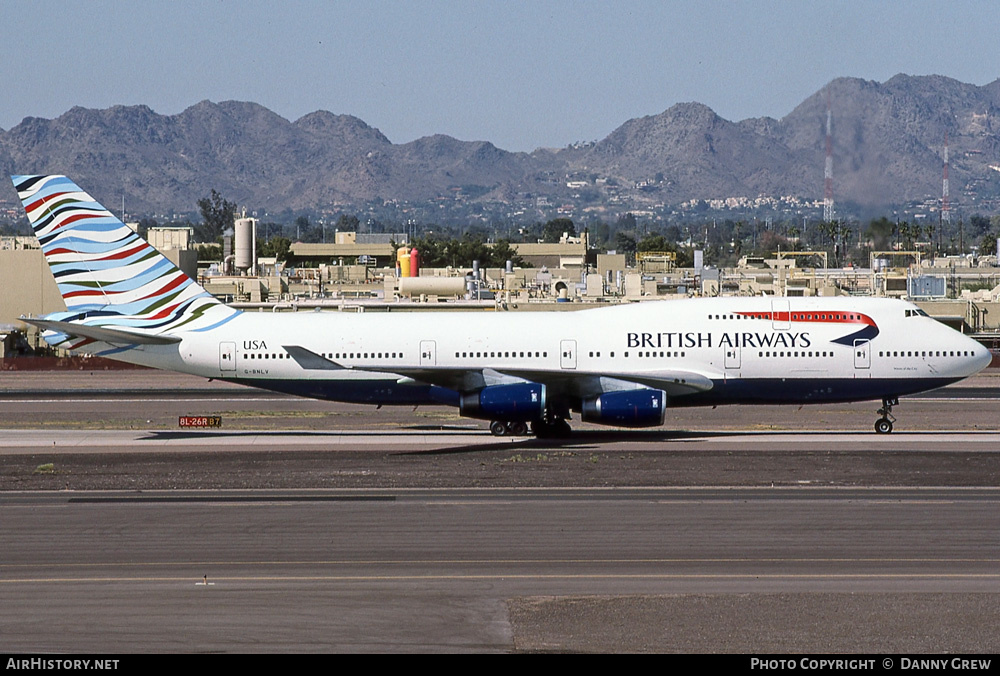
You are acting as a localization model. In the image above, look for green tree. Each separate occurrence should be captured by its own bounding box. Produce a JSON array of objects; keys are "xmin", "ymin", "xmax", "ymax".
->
[
  {"xmin": 196, "ymin": 243, "xmax": 223, "ymax": 261},
  {"xmin": 616, "ymin": 212, "xmax": 638, "ymax": 231},
  {"xmin": 409, "ymin": 233, "xmax": 528, "ymax": 269},
  {"xmin": 541, "ymin": 218, "xmax": 575, "ymax": 243},
  {"xmin": 865, "ymin": 217, "xmax": 894, "ymax": 251},
  {"xmin": 409, "ymin": 234, "xmax": 449, "ymax": 268},
  {"xmin": 758, "ymin": 230, "xmax": 790, "ymax": 254},
  {"xmin": 136, "ymin": 217, "xmax": 158, "ymax": 239},
  {"xmin": 637, "ymin": 233, "xmax": 692, "ymax": 267},
  {"xmin": 978, "ymin": 233, "xmax": 996, "ymax": 256},
  {"xmin": 334, "ymin": 214, "xmax": 360, "ymax": 232},
  {"xmin": 786, "ymin": 225, "xmax": 801, "ymax": 248},
  {"xmin": 259, "ymin": 236, "xmax": 292, "ymax": 261},
  {"xmin": 488, "ymin": 239, "xmax": 529, "ymax": 268},
  {"xmin": 615, "ymin": 231, "xmax": 637, "ymax": 266},
  {"xmin": 448, "ymin": 232, "xmax": 493, "ymax": 268},
  {"xmin": 969, "ymin": 214, "xmax": 991, "ymax": 239},
  {"xmin": 195, "ymin": 190, "xmax": 236, "ymax": 243},
  {"xmin": 586, "ymin": 221, "xmax": 612, "ymax": 251},
  {"xmin": 898, "ymin": 221, "xmax": 921, "ymax": 250},
  {"xmin": 924, "ymin": 223, "xmax": 937, "ymax": 254},
  {"xmin": 637, "ymin": 234, "xmax": 670, "ymax": 252},
  {"xmin": 295, "ymin": 216, "xmax": 314, "ymax": 242}
]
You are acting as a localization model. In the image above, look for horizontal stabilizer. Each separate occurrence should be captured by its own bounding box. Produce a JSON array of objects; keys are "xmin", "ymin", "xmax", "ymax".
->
[
  {"xmin": 283, "ymin": 345, "xmax": 347, "ymax": 370},
  {"xmin": 24, "ymin": 318, "xmax": 181, "ymax": 346}
]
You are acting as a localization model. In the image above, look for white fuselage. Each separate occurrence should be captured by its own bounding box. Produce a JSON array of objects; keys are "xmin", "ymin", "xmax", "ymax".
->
[{"xmin": 103, "ymin": 296, "xmax": 990, "ymax": 409}]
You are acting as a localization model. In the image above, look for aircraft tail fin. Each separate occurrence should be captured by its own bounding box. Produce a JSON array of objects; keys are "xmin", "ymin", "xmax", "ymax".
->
[{"xmin": 11, "ymin": 175, "xmax": 239, "ymax": 348}]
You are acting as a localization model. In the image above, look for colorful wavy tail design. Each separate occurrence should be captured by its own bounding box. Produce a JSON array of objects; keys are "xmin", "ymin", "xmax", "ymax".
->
[{"xmin": 12, "ymin": 175, "xmax": 239, "ymax": 349}]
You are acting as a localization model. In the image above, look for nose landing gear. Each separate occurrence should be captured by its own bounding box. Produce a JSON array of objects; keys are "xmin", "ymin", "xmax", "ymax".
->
[{"xmin": 875, "ymin": 397, "xmax": 898, "ymax": 434}]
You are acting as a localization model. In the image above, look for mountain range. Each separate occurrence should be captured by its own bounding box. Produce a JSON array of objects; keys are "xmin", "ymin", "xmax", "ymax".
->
[{"xmin": 2, "ymin": 74, "xmax": 1000, "ymax": 218}]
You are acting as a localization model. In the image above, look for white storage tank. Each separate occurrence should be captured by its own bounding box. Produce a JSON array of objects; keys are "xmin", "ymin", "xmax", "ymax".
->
[
  {"xmin": 234, "ymin": 217, "xmax": 257, "ymax": 273},
  {"xmin": 398, "ymin": 276, "xmax": 467, "ymax": 298}
]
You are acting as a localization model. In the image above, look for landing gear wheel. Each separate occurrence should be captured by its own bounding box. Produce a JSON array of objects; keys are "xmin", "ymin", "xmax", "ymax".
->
[
  {"xmin": 506, "ymin": 421, "xmax": 528, "ymax": 436},
  {"xmin": 874, "ymin": 397, "xmax": 898, "ymax": 434},
  {"xmin": 489, "ymin": 420, "xmax": 508, "ymax": 436},
  {"xmin": 874, "ymin": 418, "xmax": 893, "ymax": 434}
]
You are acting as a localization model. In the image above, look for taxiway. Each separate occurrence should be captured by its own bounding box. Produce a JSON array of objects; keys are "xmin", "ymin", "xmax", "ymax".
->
[{"xmin": 1, "ymin": 368, "xmax": 999, "ymax": 652}]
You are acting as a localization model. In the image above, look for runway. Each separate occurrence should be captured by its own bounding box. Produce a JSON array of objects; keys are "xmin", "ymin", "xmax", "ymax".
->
[
  {"xmin": 1, "ymin": 369, "xmax": 1000, "ymax": 652},
  {"xmin": 5, "ymin": 427, "xmax": 1000, "ymax": 453},
  {"xmin": 4, "ymin": 487, "xmax": 1000, "ymax": 653},
  {"xmin": 2, "ymin": 369, "xmax": 999, "ymax": 436}
]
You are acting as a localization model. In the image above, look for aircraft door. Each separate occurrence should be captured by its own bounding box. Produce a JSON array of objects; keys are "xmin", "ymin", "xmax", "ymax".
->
[
  {"xmin": 219, "ymin": 342, "xmax": 236, "ymax": 372},
  {"xmin": 853, "ymin": 339, "xmax": 871, "ymax": 369},
  {"xmin": 771, "ymin": 299, "xmax": 790, "ymax": 330},
  {"xmin": 560, "ymin": 340, "xmax": 577, "ymax": 370},
  {"xmin": 420, "ymin": 340, "xmax": 437, "ymax": 366},
  {"xmin": 724, "ymin": 344, "xmax": 741, "ymax": 369}
]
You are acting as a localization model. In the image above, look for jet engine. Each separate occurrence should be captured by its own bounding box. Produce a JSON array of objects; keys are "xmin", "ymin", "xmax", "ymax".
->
[
  {"xmin": 459, "ymin": 383, "xmax": 546, "ymax": 421},
  {"xmin": 581, "ymin": 389, "xmax": 666, "ymax": 428}
]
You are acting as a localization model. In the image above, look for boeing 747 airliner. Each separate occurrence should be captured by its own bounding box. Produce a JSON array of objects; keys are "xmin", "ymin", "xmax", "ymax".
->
[{"xmin": 12, "ymin": 175, "xmax": 992, "ymax": 436}]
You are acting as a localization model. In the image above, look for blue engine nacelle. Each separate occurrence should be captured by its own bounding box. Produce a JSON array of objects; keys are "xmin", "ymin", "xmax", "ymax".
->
[
  {"xmin": 581, "ymin": 389, "xmax": 666, "ymax": 428},
  {"xmin": 459, "ymin": 383, "xmax": 546, "ymax": 421}
]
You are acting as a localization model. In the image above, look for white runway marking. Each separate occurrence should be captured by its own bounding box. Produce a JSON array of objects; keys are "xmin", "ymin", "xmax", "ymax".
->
[{"xmin": 1, "ymin": 429, "xmax": 999, "ymax": 454}]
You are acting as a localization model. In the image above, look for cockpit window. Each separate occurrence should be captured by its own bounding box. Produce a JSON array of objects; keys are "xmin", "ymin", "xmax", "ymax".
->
[{"xmin": 905, "ymin": 309, "xmax": 930, "ymax": 318}]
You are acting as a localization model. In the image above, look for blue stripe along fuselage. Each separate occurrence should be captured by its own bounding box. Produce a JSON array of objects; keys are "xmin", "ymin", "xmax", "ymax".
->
[
  {"xmin": 225, "ymin": 376, "xmax": 959, "ymax": 408},
  {"xmin": 226, "ymin": 378, "xmax": 460, "ymax": 406}
]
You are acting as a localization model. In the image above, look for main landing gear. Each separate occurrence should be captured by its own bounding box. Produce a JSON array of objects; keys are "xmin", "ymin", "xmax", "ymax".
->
[
  {"xmin": 874, "ymin": 397, "xmax": 899, "ymax": 434},
  {"xmin": 489, "ymin": 420, "xmax": 529, "ymax": 437},
  {"xmin": 491, "ymin": 405, "xmax": 573, "ymax": 438},
  {"xmin": 530, "ymin": 416, "xmax": 572, "ymax": 439},
  {"xmin": 488, "ymin": 418, "xmax": 571, "ymax": 438}
]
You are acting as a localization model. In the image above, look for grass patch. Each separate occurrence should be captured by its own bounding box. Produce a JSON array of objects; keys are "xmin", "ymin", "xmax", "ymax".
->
[{"xmin": 504, "ymin": 451, "xmax": 577, "ymax": 464}]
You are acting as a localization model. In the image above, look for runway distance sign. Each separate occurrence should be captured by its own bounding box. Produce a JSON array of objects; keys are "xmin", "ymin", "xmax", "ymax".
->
[{"xmin": 179, "ymin": 416, "xmax": 223, "ymax": 428}]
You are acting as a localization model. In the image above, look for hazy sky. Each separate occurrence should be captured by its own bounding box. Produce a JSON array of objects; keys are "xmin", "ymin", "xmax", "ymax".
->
[{"xmin": 2, "ymin": 1, "xmax": 999, "ymax": 152}]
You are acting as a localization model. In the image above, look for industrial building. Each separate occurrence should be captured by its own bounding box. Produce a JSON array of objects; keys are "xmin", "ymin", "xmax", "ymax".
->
[{"xmin": 4, "ymin": 229, "xmax": 1000, "ymax": 357}]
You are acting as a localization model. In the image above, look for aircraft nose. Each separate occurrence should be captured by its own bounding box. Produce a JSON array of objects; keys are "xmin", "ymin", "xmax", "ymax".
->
[
  {"xmin": 960, "ymin": 331, "xmax": 994, "ymax": 374},
  {"xmin": 973, "ymin": 341, "xmax": 994, "ymax": 373}
]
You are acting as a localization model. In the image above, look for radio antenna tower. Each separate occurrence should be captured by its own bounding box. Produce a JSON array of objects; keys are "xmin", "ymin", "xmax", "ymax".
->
[
  {"xmin": 823, "ymin": 92, "xmax": 834, "ymax": 222},
  {"xmin": 941, "ymin": 131, "xmax": 951, "ymax": 225}
]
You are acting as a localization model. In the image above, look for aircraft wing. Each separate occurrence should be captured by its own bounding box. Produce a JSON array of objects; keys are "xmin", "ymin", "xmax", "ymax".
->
[
  {"xmin": 281, "ymin": 344, "xmax": 714, "ymax": 398},
  {"xmin": 501, "ymin": 368, "xmax": 714, "ymax": 399},
  {"xmin": 389, "ymin": 366, "xmax": 715, "ymax": 399}
]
